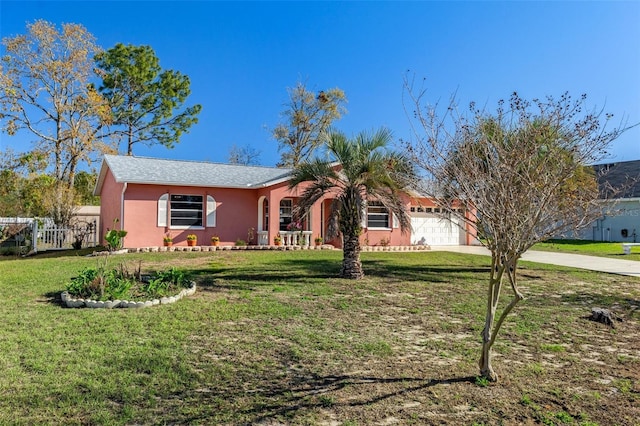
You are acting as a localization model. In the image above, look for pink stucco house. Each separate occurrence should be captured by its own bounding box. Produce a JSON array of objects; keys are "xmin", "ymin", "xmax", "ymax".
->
[{"xmin": 94, "ymin": 155, "xmax": 475, "ymax": 248}]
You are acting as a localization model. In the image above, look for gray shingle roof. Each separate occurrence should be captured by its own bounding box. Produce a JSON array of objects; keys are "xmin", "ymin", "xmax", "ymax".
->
[
  {"xmin": 594, "ymin": 159, "xmax": 640, "ymax": 198},
  {"xmin": 99, "ymin": 155, "xmax": 293, "ymax": 189}
]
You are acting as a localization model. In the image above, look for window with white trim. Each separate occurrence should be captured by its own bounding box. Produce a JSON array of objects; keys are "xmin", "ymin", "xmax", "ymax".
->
[
  {"xmin": 279, "ymin": 199, "xmax": 292, "ymax": 231},
  {"xmin": 367, "ymin": 201, "xmax": 390, "ymax": 228},
  {"xmin": 263, "ymin": 199, "xmax": 269, "ymax": 231},
  {"xmin": 170, "ymin": 194, "xmax": 203, "ymax": 227}
]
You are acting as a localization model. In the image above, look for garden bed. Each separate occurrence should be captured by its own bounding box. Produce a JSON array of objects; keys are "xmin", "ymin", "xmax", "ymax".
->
[
  {"xmin": 62, "ymin": 260, "xmax": 196, "ymax": 308},
  {"xmin": 61, "ymin": 281, "xmax": 196, "ymax": 308}
]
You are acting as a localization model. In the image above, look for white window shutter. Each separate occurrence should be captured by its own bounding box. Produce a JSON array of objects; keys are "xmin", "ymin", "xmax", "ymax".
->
[
  {"xmin": 206, "ymin": 195, "xmax": 216, "ymax": 227},
  {"xmin": 392, "ymin": 213, "xmax": 399, "ymax": 229},
  {"xmin": 361, "ymin": 201, "xmax": 367, "ymax": 228},
  {"xmin": 158, "ymin": 193, "xmax": 168, "ymax": 227}
]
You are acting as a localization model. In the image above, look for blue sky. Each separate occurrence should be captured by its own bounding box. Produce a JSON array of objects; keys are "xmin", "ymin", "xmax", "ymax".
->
[{"xmin": 1, "ymin": 1, "xmax": 639, "ymax": 167}]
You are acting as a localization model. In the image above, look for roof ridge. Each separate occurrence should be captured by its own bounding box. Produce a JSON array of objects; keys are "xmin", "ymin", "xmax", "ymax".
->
[
  {"xmin": 593, "ymin": 158, "xmax": 640, "ymax": 167},
  {"xmin": 104, "ymin": 154, "xmax": 290, "ymax": 171}
]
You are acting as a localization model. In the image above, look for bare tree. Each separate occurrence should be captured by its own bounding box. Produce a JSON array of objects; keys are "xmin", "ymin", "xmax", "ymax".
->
[
  {"xmin": 403, "ymin": 76, "xmax": 629, "ymax": 381},
  {"xmin": 273, "ymin": 82, "xmax": 347, "ymax": 167},
  {"xmin": 0, "ymin": 20, "xmax": 114, "ymax": 225},
  {"xmin": 228, "ymin": 144, "xmax": 261, "ymax": 166}
]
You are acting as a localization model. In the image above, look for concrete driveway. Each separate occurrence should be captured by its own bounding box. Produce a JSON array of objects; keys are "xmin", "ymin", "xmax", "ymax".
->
[{"xmin": 431, "ymin": 245, "xmax": 640, "ymax": 278}]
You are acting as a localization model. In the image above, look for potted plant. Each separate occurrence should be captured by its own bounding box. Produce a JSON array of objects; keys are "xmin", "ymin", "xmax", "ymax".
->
[
  {"xmin": 273, "ymin": 234, "xmax": 282, "ymax": 246},
  {"xmin": 314, "ymin": 235, "xmax": 323, "ymax": 246},
  {"xmin": 210, "ymin": 235, "xmax": 220, "ymax": 246},
  {"xmin": 186, "ymin": 234, "xmax": 197, "ymax": 246},
  {"xmin": 163, "ymin": 234, "xmax": 173, "ymax": 247}
]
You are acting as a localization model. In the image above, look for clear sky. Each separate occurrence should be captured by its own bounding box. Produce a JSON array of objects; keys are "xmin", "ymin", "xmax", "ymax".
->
[{"xmin": 1, "ymin": 0, "xmax": 639, "ymax": 167}]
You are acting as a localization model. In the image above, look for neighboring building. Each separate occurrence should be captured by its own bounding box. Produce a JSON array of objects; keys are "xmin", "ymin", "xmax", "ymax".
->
[
  {"xmin": 73, "ymin": 205, "xmax": 100, "ymax": 231},
  {"xmin": 94, "ymin": 155, "xmax": 475, "ymax": 248},
  {"xmin": 572, "ymin": 159, "xmax": 640, "ymax": 242}
]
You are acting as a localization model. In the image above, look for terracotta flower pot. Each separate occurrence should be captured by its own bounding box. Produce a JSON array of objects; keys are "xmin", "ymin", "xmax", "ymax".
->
[
  {"xmin": 187, "ymin": 240, "xmax": 196, "ymax": 247},
  {"xmin": 164, "ymin": 241, "xmax": 172, "ymax": 247}
]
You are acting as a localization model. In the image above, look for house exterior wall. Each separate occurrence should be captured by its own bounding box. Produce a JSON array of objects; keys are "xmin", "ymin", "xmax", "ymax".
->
[
  {"xmin": 572, "ymin": 199, "xmax": 640, "ymax": 242},
  {"xmin": 121, "ymin": 184, "xmax": 261, "ymax": 247},
  {"xmin": 98, "ymin": 168, "xmax": 124, "ymax": 245},
  {"xmin": 98, "ymin": 162, "xmax": 471, "ymax": 248}
]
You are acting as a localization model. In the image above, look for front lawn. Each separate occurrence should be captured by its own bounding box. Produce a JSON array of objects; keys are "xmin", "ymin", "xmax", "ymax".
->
[
  {"xmin": 0, "ymin": 250, "xmax": 638, "ymax": 425},
  {"xmin": 533, "ymin": 238, "xmax": 640, "ymax": 260}
]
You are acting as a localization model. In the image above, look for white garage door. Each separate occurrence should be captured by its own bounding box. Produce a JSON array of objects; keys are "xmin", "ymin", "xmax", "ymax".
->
[{"xmin": 411, "ymin": 214, "xmax": 462, "ymax": 246}]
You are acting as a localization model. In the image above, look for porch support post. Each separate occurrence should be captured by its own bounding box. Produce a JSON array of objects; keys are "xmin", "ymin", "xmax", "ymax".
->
[{"xmin": 268, "ymin": 194, "xmax": 282, "ymax": 245}]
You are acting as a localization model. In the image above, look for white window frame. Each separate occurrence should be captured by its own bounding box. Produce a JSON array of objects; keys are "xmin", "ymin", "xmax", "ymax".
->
[
  {"xmin": 279, "ymin": 199, "xmax": 293, "ymax": 231},
  {"xmin": 169, "ymin": 194, "xmax": 204, "ymax": 229},
  {"xmin": 366, "ymin": 201, "xmax": 391, "ymax": 229}
]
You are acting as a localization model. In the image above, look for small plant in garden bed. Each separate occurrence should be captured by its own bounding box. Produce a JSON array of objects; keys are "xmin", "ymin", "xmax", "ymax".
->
[
  {"xmin": 104, "ymin": 219, "xmax": 127, "ymax": 251},
  {"xmin": 66, "ymin": 259, "xmax": 193, "ymax": 301}
]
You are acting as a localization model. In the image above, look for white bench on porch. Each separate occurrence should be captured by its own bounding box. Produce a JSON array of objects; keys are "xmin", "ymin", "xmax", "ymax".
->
[{"xmin": 622, "ymin": 243, "xmax": 640, "ymax": 254}]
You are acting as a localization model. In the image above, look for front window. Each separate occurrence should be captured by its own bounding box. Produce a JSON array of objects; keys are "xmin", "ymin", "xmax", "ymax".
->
[
  {"xmin": 170, "ymin": 195, "xmax": 203, "ymax": 227},
  {"xmin": 367, "ymin": 201, "xmax": 389, "ymax": 228},
  {"xmin": 279, "ymin": 199, "xmax": 292, "ymax": 231}
]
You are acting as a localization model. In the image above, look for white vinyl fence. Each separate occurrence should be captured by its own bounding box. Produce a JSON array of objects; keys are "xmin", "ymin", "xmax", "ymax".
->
[{"xmin": 0, "ymin": 218, "xmax": 98, "ymax": 255}]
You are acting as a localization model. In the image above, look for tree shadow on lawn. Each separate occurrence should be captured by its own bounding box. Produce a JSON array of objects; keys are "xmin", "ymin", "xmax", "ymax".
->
[
  {"xmin": 177, "ymin": 370, "xmax": 476, "ymax": 425},
  {"xmin": 190, "ymin": 257, "xmax": 491, "ymax": 292},
  {"xmin": 242, "ymin": 374, "xmax": 476, "ymax": 425},
  {"xmin": 5, "ymin": 247, "xmax": 104, "ymax": 260},
  {"xmin": 362, "ymin": 259, "xmax": 490, "ymax": 283},
  {"xmin": 187, "ymin": 258, "xmax": 343, "ymax": 292}
]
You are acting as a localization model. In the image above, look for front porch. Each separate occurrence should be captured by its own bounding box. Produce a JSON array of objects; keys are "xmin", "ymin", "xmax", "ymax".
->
[
  {"xmin": 256, "ymin": 193, "xmax": 332, "ymax": 247},
  {"xmin": 257, "ymin": 230, "xmax": 314, "ymax": 247}
]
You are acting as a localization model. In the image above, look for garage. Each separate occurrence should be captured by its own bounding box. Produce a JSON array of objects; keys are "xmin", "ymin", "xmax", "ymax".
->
[{"xmin": 410, "ymin": 213, "xmax": 463, "ymax": 246}]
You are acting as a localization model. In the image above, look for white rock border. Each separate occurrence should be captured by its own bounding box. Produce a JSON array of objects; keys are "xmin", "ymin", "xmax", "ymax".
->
[
  {"xmin": 123, "ymin": 244, "xmax": 430, "ymax": 253},
  {"xmin": 61, "ymin": 281, "xmax": 196, "ymax": 309}
]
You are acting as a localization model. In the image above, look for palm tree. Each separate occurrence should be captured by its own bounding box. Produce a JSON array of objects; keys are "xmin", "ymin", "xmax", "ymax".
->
[{"xmin": 289, "ymin": 128, "xmax": 416, "ymax": 279}]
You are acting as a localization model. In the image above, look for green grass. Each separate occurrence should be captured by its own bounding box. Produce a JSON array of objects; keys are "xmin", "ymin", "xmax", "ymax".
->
[
  {"xmin": 0, "ymin": 249, "xmax": 638, "ymax": 425},
  {"xmin": 533, "ymin": 238, "xmax": 640, "ymax": 260}
]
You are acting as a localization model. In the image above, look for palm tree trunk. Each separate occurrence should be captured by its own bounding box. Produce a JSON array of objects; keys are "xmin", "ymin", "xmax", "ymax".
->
[{"xmin": 341, "ymin": 233, "xmax": 363, "ymax": 279}]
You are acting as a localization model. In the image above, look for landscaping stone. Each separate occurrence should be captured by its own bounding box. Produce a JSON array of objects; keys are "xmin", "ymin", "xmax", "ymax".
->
[{"xmin": 66, "ymin": 299, "xmax": 84, "ymax": 308}]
